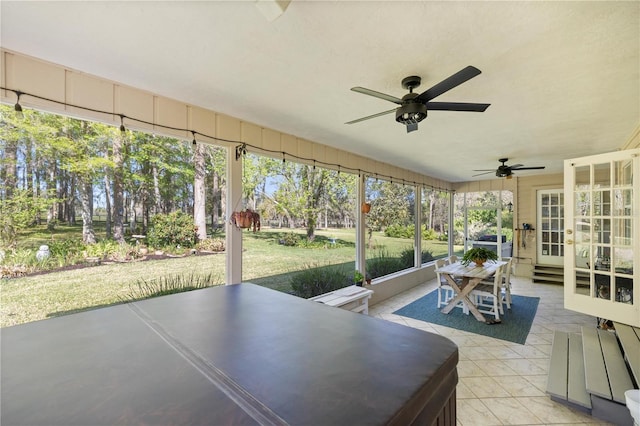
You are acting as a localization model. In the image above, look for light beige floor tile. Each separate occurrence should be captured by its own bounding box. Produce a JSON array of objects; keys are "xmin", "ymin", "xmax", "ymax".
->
[
  {"xmin": 458, "ymin": 346, "xmax": 497, "ymax": 361},
  {"xmin": 461, "ymin": 376, "xmax": 510, "ymax": 398},
  {"xmin": 514, "ymin": 396, "xmax": 590, "ymax": 424},
  {"xmin": 509, "ymin": 344, "xmax": 549, "ymax": 359},
  {"xmin": 502, "ymin": 358, "xmax": 547, "ymax": 375},
  {"xmin": 476, "ymin": 359, "xmax": 519, "ymax": 376},
  {"xmin": 532, "ymin": 343, "xmax": 552, "ymax": 355},
  {"xmin": 455, "ymin": 381, "xmax": 476, "ymax": 399},
  {"xmin": 457, "ymin": 360, "xmax": 487, "ymax": 377},
  {"xmin": 480, "ymin": 397, "xmax": 543, "ymax": 425},
  {"xmin": 521, "ymin": 374, "xmax": 548, "ymax": 393},
  {"xmin": 447, "ymin": 335, "xmax": 484, "ymax": 347},
  {"xmin": 493, "ymin": 375, "xmax": 547, "ymax": 397},
  {"xmin": 457, "ymin": 399, "xmax": 502, "ymax": 426},
  {"xmin": 483, "ymin": 345, "xmax": 523, "ymax": 359}
]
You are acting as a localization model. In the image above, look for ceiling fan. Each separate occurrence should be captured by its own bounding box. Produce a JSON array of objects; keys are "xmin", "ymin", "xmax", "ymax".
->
[
  {"xmin": 346, "ymin": 65, "xmax": 490, "ymax": 133},
  {"xmin": 473, "ymin": 158, "xmax": 546, "ymax": 178}
]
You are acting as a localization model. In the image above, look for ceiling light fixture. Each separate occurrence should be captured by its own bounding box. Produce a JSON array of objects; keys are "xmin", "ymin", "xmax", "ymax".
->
[
  {"xmin": 119, "ymin": 115, "xmax": 126, "ymax": 133},
  {"xmin": 395, "ymin": 103, "xmax": 427, "ymax": 133},
  {"xmin": 192, "ymin": 131, "xmax": 197, "ymax": 146}
]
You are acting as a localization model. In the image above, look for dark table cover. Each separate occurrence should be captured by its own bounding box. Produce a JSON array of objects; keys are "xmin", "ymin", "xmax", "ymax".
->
[{"xmin": 1, "ymin": 283, "xmax": 458, "ymax": 425}]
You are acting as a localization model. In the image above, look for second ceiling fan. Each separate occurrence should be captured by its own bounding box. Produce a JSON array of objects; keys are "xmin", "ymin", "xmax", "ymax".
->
[
  {"xmin": 473, "ymin": 158, "xmax": 546, "ymax": 178},
  {"xmin": 346, "ymin": 65, "xmax": 490, "ymax": 133}
]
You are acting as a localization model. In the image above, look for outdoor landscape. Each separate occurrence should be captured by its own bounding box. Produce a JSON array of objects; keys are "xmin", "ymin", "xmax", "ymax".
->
[{"xmin": 1, "ymin": 105, "xmax": 466, "ymax": 327}]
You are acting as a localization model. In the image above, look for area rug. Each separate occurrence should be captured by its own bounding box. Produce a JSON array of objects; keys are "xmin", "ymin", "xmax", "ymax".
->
[{"xmin": 393, "ymin": 291, "xmax": 540, "ymax": 345}]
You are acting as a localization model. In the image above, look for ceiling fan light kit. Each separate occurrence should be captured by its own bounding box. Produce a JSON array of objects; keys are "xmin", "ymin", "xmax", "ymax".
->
[{"xmin": 347, "ymin": 66, "xmax": 490, "ymax": 133}]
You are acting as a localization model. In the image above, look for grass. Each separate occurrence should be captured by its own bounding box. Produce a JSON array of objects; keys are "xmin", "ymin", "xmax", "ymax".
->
[{"xmin": 1, "ymin": 226, "xmax": 461, "ymax": 328}]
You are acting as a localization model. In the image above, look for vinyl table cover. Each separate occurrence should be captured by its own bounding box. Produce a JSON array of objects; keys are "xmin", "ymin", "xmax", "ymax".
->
[{"xmin": 1, "ymin": 283, "xmax": 458, "ymax": 425}]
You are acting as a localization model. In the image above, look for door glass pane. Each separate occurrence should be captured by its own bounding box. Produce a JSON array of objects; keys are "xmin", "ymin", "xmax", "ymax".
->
[
  {"xmin": 575, "ymin": 165, "xmax": 590, "ymax": 188},
  {"xmin": 614, "ymin": 160, "xmax": 633, "ymax": 186},
  {"xmin": 575, "ymin": 243, "xmax": 590, "ymax": 268},
  {"xmin": 596, "ymin": 273, "xmax": 611, "ymax": 300},
  {"xmin": 594, "ymin": 163, "xmax": 611, "ymax": 188},
  {"xmin": 616, "ymin": 276, "xmax": 633, "ymax": 304},
  {"xmin": 614, "ymin": 247, "xmax": 633, "ymax": 273},
  {"xmin": 576, "ymin": 271, "xmax": 589, "ymax": 295},
  {"xmin": 576, "ymin": 191, "xmax": 590, "ymax": 216},
  {"xmin": 613, "ymin": 189, "xmax": 633, "ymax": 216},
  {"xmin": 614, "ymin": 218, "xmax": 632, "ymax": 245},
  {"xmin": 594, "ymin": 246, "xmax": 611, "ymax": 271}
]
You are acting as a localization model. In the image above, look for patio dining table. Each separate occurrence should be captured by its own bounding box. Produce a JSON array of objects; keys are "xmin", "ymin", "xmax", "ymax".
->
[{"xmin": 435, "ymin": 260, "xmax": 507, "ymax": 323}]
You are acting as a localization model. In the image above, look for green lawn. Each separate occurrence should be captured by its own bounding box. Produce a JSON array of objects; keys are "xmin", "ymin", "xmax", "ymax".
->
[{"xmin": 1, "ymin": 226, "xmax": 459, "ymax": 327}]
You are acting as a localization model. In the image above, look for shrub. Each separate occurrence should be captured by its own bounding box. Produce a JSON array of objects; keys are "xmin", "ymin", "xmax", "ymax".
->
[
  {"xmin": 399, "ymin": 247, "xmax": 435, "ymax": 268},
  {"xmin": 290, "ymin": 264, "xmax": 351, "ymax": 298},
  {"xmin": 279, "ymin": 232, "xmax": 300, "ymax": 247},
  {"xmin": 421, "ymin": 227, "xmax": 438, "ymax": 240},
  {"xmin": 47, "ymin": 238, "xmax": 86, "ymax": 266},
  {"xmin": 196, "ymin": 238, "xmax": 225, "ymax": 252},
  {"xmin": 384, "ymin": 224, "xmax": 440, "ymax": 240},
  {"xmin": 83, "ymin": 239, "xmax": 121, "ymax": 259},
  {"xmin": 366, "ymin": 248, "xmax": 404, "ymax": 279},
  {"xmin": 124, "ymin": 272, "xmax": 222, "ymax": 301},
  {"xmin": 147, "ymin": 211, "xmax": 198, "ymax": 249},
  {"xmin": 384, "ymin": 223, "xmax": 412, "ymax": 239}
]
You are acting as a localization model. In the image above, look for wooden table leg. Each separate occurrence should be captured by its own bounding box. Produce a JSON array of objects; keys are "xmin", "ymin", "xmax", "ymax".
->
[{"xmin": 440, "ymin": 275, "xmax": 486, "ymax": 322}]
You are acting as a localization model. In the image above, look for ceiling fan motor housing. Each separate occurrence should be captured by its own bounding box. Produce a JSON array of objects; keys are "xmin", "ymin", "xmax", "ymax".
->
[{"xmin": 396, "ymin": 102, "xmax": 427, "ymax": 124}]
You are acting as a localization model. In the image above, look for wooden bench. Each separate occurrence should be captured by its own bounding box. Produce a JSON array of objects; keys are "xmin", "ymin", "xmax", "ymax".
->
[{"xmin": 310, "ymin": 286, "xmax": 374, "ymax": 314}]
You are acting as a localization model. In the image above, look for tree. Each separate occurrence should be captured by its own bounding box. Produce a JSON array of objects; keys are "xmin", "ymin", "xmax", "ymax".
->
[
  {"xmin": 365, "ymin": 179, "xmax": 414, "ymax": 231},
  {"xmin": 193, "ymin": 141, "xmax": 207, "ymax": 240}
]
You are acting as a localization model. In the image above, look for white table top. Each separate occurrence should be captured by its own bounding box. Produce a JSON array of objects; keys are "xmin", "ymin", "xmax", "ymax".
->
[{"xmin": 435, "ymin": 261, "xmax": 506, "ymax": 280}]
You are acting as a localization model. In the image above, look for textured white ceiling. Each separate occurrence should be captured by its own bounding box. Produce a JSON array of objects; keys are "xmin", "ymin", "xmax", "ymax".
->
[{"xmin": 1, "ymin": 1, "xmax": 638, "ymax": 182}]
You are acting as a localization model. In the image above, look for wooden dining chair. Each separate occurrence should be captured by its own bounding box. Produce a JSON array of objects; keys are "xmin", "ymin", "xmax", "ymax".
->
[
  {"xmin": 436, "ymin": 259, "xmax": 467, "ymax": 313},
  {"xmin": 478, "ymin": 257, "xmax": 513, "ymax": 311},
  {"xmin": 436, "ymin": 259, "xmax": 454, "ymax": 309},
  {"xmin": 448, "ymin": 255, "xmax": 458, "ymax": 264},
  {"xmin": 501, "ymin": 257, "xmax": 513, "ymax": 309},
  {"xmin": 470, "ymin": 263, "xmax": 507, "ymax": 320}
]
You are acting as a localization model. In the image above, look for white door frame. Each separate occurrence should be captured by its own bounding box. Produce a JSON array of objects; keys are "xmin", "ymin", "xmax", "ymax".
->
[
  {"xmin": 537, "ymin": 189, "xmax": 564, "ymax": 266},
  {"xmin": 563, "ymin": 149, "xmax": 639, "ymax": 327}
]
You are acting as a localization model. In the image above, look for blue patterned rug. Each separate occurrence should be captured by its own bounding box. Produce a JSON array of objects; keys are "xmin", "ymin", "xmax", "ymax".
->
[{"xmin": 393, "ymin": 290, "xmax": 540, "ymax": 344}]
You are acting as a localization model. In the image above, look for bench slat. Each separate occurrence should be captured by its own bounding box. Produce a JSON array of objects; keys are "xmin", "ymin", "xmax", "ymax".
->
[
  {"xmin": 582, "ymin": 326, "xmax": 612, "ymax": 400},
  {"xmin": 599, "ymin": 329, "xmax": 634, "ymax": 404},
  {"xmin": 613, "ymin": 322, "xmax": 640, "ymax": 385},
  {"xmin": 568, "ymin": 333, "xmax": 591, "ymax": 408},
  {"xmin": 547, "ymin": 331, "xmax": 569, "ymax": 400}
]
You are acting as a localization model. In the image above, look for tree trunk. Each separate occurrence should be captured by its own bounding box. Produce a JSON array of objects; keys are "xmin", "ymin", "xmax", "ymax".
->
[
  {"xmin": 81, "ymin": 179, "xmax": 96, "ymax": 244},
  {"xmin": 3, "ymin": 139, "xmax": 17, "ymax": 198},
  {"xmin": 112, "ymin": 133, "xmax": 125, "ymax": 243},
  {"xmin": 193, "ymin": 142, "xmax": 207, "ymax": 240},
  {"xmin": 103, "ymin": 171, "xmax": 112, "ymax": 238},
  {"xmin": 152, "ymin": 164, "xmax": 162, "ymax": 214},
  {"xmin": 212, "ymin": 172, "xmax": 220, "ymax": 229},
  {"xmin": 67, "ymin": 175, "xmax": 76, "ymax": 225}
]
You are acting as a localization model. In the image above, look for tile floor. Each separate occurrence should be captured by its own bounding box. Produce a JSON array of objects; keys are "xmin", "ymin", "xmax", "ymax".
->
[{"xmin": 368, "ymin": 275, "xmax": 617, "ymax": 426}]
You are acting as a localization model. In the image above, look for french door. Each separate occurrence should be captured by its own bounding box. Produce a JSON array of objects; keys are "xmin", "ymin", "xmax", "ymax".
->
[
  {"xmin": 563, "ymin": 149, "xmax": 639, "ymax": 327},
  {"xmin": 537, "ymin": 190, "xmax": 564, "ymax": 266}
]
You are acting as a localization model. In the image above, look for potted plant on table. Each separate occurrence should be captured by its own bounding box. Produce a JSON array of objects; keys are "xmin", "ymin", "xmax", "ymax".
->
[
  {"xmin": 354, "ymin": 270, "xmax": 365, "ymax": 287},
  {"xmin": 461, "ymin": 247, "xmax": 499, "ymax": 267}
]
